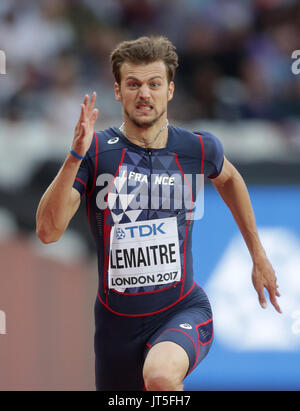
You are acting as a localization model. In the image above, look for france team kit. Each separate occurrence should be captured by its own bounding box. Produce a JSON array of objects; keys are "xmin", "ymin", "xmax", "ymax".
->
[{"xmin": 73, "ymin": 125, "xmax": 224, "ymax": 390}]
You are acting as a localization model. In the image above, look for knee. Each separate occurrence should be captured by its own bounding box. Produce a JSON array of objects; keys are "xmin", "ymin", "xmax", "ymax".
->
[{"xmin": 143, "ymin": 367, "xmax": 183, "ymax": 391}]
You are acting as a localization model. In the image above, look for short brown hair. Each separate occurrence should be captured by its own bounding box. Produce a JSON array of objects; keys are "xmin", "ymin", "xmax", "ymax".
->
[{"xmin": 110, "ymin": 36, "xmax": 178, "ymax": 84}]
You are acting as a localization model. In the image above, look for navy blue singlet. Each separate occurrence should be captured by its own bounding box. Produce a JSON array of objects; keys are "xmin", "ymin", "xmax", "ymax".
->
[{"xmin": 73, "ymin": 125, "xmax": 224, "ymax": 390}]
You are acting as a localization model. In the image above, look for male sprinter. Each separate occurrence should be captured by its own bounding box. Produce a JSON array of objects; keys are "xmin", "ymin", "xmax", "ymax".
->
[{"xmin": 36, "ymin": 36, "xmax": 281, "ymax": 391}]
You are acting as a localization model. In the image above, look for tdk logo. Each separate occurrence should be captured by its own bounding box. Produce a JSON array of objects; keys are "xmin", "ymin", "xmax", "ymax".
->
[{"xmin": 125, "ymin": 222, "xmax": 165, "ymax": 238}]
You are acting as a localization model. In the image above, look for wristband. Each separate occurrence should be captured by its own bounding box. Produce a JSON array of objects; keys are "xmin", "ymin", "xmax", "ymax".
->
[{"xmin": 70, "ymin": 148, "xmax": 85, "ymax": 160}]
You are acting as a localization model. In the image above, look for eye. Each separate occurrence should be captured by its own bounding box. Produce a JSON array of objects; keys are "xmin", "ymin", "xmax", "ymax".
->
[
  {"xmin": 150, "ymin": 82, "xmax": 160, "ymax": 88},
  {"xmin": 128, "ymin": 82, "xmax": 139, "ymax": 89}
]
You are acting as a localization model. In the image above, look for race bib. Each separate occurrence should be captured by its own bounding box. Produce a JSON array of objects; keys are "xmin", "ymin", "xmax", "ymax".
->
[{"xmin": 108, "ymin": 217, "xmax": 181, "ymax": 291}]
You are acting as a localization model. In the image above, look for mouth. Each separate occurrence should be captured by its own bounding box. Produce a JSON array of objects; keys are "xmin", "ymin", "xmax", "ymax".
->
[{"xmin": 135, "ymin": 103, "xmax": 154, "ymax": 114}]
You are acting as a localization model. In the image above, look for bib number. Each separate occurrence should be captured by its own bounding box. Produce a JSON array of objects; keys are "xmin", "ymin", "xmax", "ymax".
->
[{"xmin": 108, "ymin": 217, "xmax": 181, "ymax": 291}]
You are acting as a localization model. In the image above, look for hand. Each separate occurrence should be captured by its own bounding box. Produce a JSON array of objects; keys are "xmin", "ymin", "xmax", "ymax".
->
[
  {"xmin": 72, "ymin": 92, "xmax": 99, "ymax": 158},
  {"xmin": 251, "ymin": 257, "xmax": 281, "ymax": 313}
]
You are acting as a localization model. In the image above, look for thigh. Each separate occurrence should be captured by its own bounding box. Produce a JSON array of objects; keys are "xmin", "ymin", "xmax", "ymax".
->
[
  {"xmin": 94, "ymin": 299, "xmax": 145, "ymax": 391},
  {"xmin": 145, "ymin": 305, "xmax": 213, "ymax": 377}
]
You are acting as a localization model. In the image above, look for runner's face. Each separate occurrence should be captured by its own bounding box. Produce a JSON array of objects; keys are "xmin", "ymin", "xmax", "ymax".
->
[{"xmin": 115, "ymin": 60, "xmax": 174, "ymax": 128}]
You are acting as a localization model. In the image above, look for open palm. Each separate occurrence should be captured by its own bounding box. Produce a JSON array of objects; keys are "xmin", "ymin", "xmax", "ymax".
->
[{"xmin": 72, "ymin": 92, "xmax": 99, "ymax": 157}]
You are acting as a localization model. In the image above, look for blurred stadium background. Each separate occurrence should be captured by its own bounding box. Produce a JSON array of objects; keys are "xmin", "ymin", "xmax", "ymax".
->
[{"xmin": 0, "ymin": 0, "xmax": 299, "ymax": 391}]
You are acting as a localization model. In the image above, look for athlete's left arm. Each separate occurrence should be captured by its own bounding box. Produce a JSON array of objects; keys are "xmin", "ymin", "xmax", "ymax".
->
[{"xmin": 211, "ymin": 156, "xmax": 281, "ymax": 313}]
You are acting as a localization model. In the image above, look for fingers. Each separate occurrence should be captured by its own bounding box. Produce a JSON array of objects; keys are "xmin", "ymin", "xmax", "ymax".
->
[
  {"xmin": 79, "ymin": 94, "xmax": 89, "ymax": 123},
  {"xmin": 75, "ymin": 92, "xmax": 98, "ymax": 137},
  {"xmin": 87, "ymin": 91, "xmax": 97, "ymax": 114},
  {"xmin": 266, "ymin": 285, "xmax": 282, "ymax": 314},
  {"xmin": 72, "ymin": 93, "xmax": 98, "ymax": 157},
  {"xmin": 82, "ymin": 92, "xmax": 97, "ymax": 117},
  {"xmin": 256, "ymin": 284, "xmax": 282, "ymax": 313},
  {"xmin": 91, "ymin": 108, "xmax": 99, "ymax": 124},
  {"xmin": 74, "ymin": 103, "xmax": 85, "ymax": 136},
  {"xmin": 254, "ymin": 277, "xmax": 282, "ymax": 313},
  {"xmin": 83, "ymin": 92, "xmax": 98, "ymax": 122},
  {"xmin": 256, "ymin": 286, "xmax": 267, "ymax": 309},
  {"xmin": 76, "ymin": 105, "xmax": 86, "ymax": 139}
]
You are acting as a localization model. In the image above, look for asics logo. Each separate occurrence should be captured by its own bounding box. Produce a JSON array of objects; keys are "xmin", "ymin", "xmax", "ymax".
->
[{"xmin": 180, "ymin": 323, "xmax": 192, "ymax": 330}]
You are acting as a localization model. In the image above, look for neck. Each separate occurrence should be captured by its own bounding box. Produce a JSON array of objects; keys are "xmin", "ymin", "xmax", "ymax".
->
[{"xmin": 120, "ymin": 117, "xmax": 169, "ymax": 149}]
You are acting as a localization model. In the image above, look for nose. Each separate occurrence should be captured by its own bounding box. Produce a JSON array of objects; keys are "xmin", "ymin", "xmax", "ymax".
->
[{"xmin": 138, "ymin": 84, "xmax": 151, "ymax": 100}]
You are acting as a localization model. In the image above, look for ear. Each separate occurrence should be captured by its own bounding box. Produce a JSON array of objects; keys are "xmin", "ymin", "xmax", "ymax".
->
[
  {"xmin": 114, "ymin": 82, "xmax": 122, "ymax": 102},
  {"xmin": 168, "ymin": 81, "xmax": 175, "ymax": 101}
]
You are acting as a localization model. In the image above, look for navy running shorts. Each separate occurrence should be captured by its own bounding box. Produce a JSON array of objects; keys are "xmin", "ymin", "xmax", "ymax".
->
[{"xmin": 94, "ymin": 283, "xmax": 213, "ymax": 391}]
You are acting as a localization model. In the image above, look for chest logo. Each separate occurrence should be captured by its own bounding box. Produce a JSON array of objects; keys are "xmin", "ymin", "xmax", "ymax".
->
[{"xmin": 108, "ymin": 137, "xmax": 119, "ymax": 144}]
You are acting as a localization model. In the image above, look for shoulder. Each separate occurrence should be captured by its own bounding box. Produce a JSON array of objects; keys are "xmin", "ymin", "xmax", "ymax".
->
[
  {"xmin": 168, "ymin": 126, "xmax": 203, "ymax": 158},
  {"xmin": 195, "ymin": 130, "xmax": 224, "ymax": 159},
  {"xmin": 169, "ymin": 126, "xmax": 223, "ymax": 159},
  {"xmin": 195, "ymin": 131, "xmax": 224, "ymax": 178}
]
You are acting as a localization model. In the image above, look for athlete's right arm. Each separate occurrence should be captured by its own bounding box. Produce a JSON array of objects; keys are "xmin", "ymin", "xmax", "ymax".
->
[{"xmin": 36, "ymin": 93, "xmax": 99, "ymax": 244}]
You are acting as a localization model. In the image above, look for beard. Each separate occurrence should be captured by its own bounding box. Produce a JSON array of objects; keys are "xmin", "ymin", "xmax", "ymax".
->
[{"xmin": 124, "ymin": 108, "xmax": 166, "ymax": 129}]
